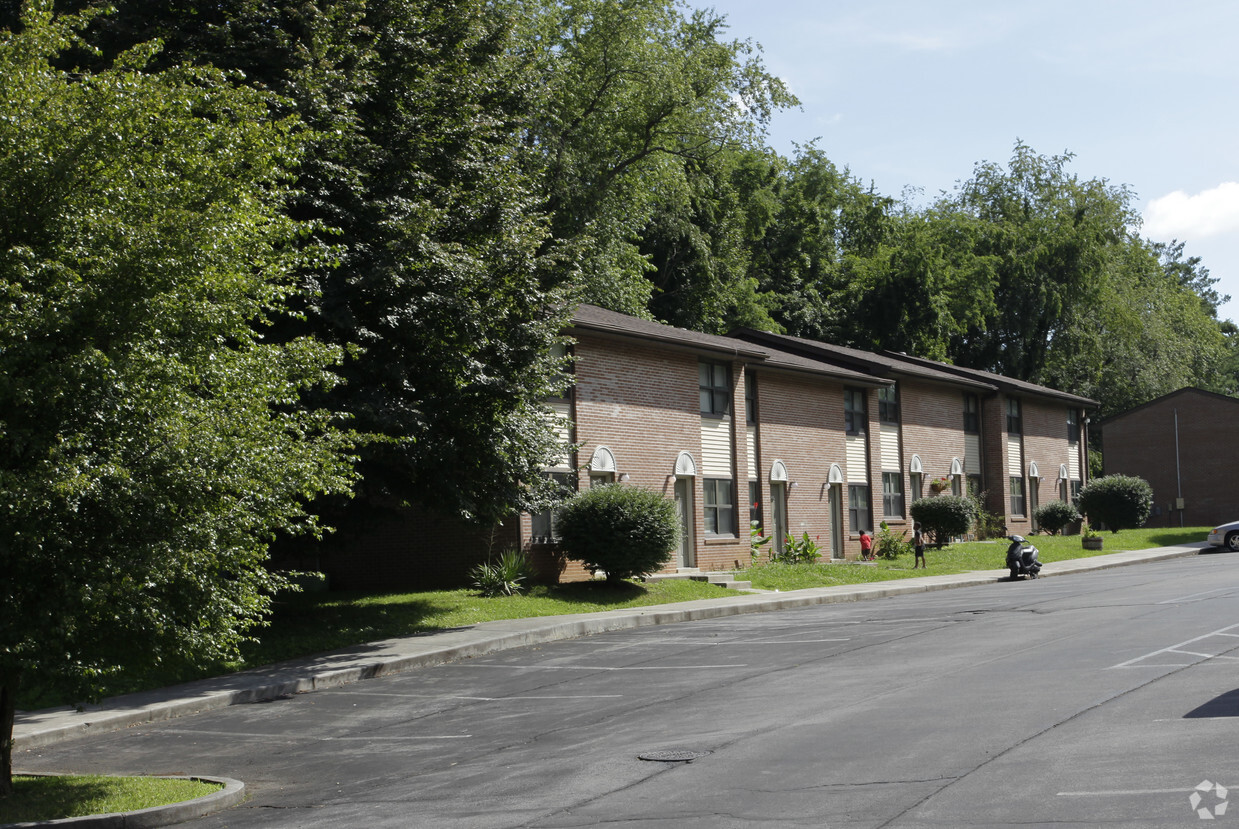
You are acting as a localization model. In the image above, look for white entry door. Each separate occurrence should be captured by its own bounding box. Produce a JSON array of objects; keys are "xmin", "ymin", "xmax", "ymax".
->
[
  {"xmin": 674, "ymin": 477, "xmax": 695, "ymax": 568},
  {"xmin": 830, "ymin": 483, "xmax": 844, "ymax": 559}
]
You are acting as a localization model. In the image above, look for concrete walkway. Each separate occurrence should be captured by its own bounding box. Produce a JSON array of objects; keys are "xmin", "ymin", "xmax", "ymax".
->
[{"xmin": 14, "ymin": 543, "xmax": 1209, "ymax": 751}]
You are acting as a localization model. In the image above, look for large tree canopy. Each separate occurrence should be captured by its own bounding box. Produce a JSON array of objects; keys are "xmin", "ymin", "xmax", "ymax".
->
[
  {"xmin": 0, "ymin": 5, "xmax": 355, "ymax": 792},
  {"xmin": 64, "ymin": 0, "xmax": 576, "ymax": 525},
  {"xmin": 509, "ymin": 0, "xmax": 796, "ymax": 318}
]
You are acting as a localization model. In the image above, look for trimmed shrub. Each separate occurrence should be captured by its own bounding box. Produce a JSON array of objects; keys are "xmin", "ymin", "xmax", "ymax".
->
[
  {"xmin": 555, "ymin": 484, "xmax": 679, "ymax": 583},
  {"xmin": 1076, "ymin": 474, "xmax": 1153, "ymax": 533},
  {"xmin": 910, "ymin": 495, "xmax": 975, "ymax": 547},
  {"xmin": 1034, "ymin": 499, "xmax": 1079, "ymax": 535}
]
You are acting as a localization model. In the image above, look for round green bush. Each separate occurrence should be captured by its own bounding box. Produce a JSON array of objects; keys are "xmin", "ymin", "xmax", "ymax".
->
[
  {"xmin": 1076, "ymin": 474, "xmax": 1153, "ymax": 532},
  {"xmin": 555, "ymin": 484, "xmax": 679, "ymax": 582},
  {"xmin": 909, "ymin": 495, "xmax": 975, "ymax": 547},
  {"xmin": 1033, "ymin": 499, "xmax": 1079, "ymax": 535}
]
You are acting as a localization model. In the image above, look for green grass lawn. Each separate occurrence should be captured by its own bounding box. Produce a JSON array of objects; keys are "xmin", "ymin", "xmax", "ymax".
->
[
  {"xmin": 0, "ymin": 775, "xmax": 220, "ymax": 824},
  {"xmin": 744, "ymin": 526, "xmax": 1206, "ymax": 590},
  {"xmin": 20, "ymin": 527, "xmax": 1209, "ymax": 711}
]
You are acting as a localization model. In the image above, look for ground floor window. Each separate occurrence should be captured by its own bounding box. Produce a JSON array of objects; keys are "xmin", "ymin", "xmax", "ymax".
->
[
  {"xmin": 1010, "ymin": 476, "xmax": 1026, "ymax": 517},
  {"xmin": 704, "ymin": 478, "xmax": 736, "ymax": 537},
  {"xmin": 882, "ymin": 472, "xmax": 904, "ymax": 519},
  {"xmin": 531, "ymin": 472, "xmax": 573, "ymax": 542},
  {"xmin": 749, "ymin": 481, "xmax": 762, "ymax": 531},
  {"xmin": 849, "ymin": 484, "xmax": 871, "ymax": 533}
]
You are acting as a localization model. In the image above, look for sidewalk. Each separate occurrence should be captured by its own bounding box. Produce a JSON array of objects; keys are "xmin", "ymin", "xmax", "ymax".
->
[{"xmin": 14, "ymin": 544, "xmax": 1208, "ymax": 751}]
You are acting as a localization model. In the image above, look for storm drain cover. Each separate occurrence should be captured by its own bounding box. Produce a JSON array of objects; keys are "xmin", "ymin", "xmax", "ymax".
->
[{"xmin": 638, "ymin": 749, "xmax": 711, "ymax": 763}]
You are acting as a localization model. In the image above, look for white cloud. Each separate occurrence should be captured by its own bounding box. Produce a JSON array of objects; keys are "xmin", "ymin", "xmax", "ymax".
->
[{"xmin": 1143, "ymin": 182, "xmax": 1239, "ymax": 239}]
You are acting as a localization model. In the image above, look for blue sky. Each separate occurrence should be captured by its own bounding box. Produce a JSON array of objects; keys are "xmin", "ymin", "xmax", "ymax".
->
[{"xmin": 691, "ymin": 0, "xmax": 1239, "ymax": 323}]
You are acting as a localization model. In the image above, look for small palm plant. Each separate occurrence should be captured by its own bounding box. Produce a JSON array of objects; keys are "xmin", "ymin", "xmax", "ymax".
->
[{"xmin": 470, "ymin": 549, "xmax": 533, "ymax": 597}]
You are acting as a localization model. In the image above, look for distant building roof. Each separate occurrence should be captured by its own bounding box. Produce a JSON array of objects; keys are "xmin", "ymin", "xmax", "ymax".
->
[{"xmin": 1102, "ymin": 386, "xmax": 1238, "ymax": 423}]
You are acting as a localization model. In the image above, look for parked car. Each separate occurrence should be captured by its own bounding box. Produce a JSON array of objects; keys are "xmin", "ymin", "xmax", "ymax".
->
[{"xmin": 1207, "ymin": 521, "xmax": 1239, "ymax": 552}]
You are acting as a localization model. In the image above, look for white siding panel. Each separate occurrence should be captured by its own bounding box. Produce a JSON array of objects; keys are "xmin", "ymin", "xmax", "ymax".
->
[
  {"xmin": 880, "ymin": 424, "xmax": 900, "ymax": 471},
  {"xmin": 546, "ymin": 401, "xmax": 572, "ymax": 470},
  {"xmin": 746, "ymin": 426, "xmax": 757, "ymax": 480},
  {"xmin": 1007, "ymin": 435, "xmax": 1022, "ymax": 477},
  {"xmin": 846, "ymin": 434, "xmax": 868, "ymax": 481},
  {"xmin": 1069, "ymin": 449, "xmax": 1080, "ymax": 480},
  {"xmin": 965, "ymin": 434, "xmax": 981, "ymax": 475},
  {"xmin": 701, "ymin": 417, "xmax": 733, "ymax": 477}
]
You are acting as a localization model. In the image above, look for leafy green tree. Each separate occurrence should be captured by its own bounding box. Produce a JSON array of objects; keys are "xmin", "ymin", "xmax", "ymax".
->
[
  {"xmin": 1076, "ymin": 475, "xmax": 1153, "ymax": 533},
  {"xmin": 555, "ymin": 485, "xmax": 679, "ymax": 583},
  {"xmin": 934, "ymin": 142, "xmax": 1136, "ymax": 384},
  {"xmin": 0, "ymin": 6, "xmax": 355, "ymax": 794},
  {"xmin": 67, "ymin": 0, "xmax": 575, "ymax": 526},
  {"xmin": 1043, "ymin": 236, "xmax": 1228, "ymax": 416},
  {"xmin": 509, "ymin": 0, "xmax": 796, "ymax": 317},
  {"xmin": 1153, "ymin": 239, "xmax": 1230, "ymax": 318}
]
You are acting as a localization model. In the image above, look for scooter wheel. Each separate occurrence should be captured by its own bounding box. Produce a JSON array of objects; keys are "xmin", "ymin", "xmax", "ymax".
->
[{"xmin": 1010, "ymin": 568, "xmax": 1019, "ymax": 580}]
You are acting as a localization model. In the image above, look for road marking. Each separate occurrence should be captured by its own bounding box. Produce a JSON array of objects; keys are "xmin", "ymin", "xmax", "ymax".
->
[
  {"xmin": 1058, "ymin": 788, "xmax": 1195, "ymax": 797},
  {"xmin": 1158, "ymin": 588, "xmax": 1233, "ymax": 604},
  {"xmin": 460, "ymin": 664, "xmax": 743, "ymax": 670},
  {"xmin": 154, "ymin": 728, "xmax": 472, "ymax": 740},
  {"xmin": 1111, "ymin": 623, "xmax": 1239, "ymax": 668},
  {"xmin": 341, "ymin": 691, "xmax": 624, "ymax": 700}
]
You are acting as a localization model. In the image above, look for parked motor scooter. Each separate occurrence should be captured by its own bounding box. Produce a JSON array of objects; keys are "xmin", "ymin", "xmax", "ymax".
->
[{"xmin": 1006, "ymin": 535, "xmax": 1042, "ymax": 580}]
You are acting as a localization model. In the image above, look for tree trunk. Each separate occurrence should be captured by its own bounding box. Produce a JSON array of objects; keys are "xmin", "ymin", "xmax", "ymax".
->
[{"xmin": 0, "ymin": 667, "xmax": 18, "ymax": 797}]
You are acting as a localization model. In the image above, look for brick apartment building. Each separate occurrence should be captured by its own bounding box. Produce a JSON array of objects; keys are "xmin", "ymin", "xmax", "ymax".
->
[
  {"xmin": 521, "ymin": 305, "xmax": 1096, "ymax": 581},
  {"xmin": 303, "ymin": 304, "xmax": 1096, "ymax": 589},
  {"xmin": 1102, "ymin": 387, "xmax": 1239, "ymax": 528}
]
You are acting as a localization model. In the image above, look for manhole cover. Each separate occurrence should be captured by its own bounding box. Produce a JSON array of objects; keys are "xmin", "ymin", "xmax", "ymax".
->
[{"xmin": 638, "ymin": 749, "xmax": 711, "ymax": 763}]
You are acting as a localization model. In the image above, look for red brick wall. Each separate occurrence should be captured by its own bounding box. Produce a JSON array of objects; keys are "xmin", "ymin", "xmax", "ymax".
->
[
  {"xmin": 751, "ymin": 370, "xmax": 851, "ymax": 558},
  {"xmin": 1022, "ymin": 397, "xmax": 1076, "ymax": 524},
  {"xmin": 1103, "ymin": 389, "xmax": 1239, "ymax": 528},
  {"xmin": 529, "ymin": 334, "xmax": 750, "ymax": 578},
  {"xmin": 901, "ymin": 380, "xmax": 969, "ymax": 497}
]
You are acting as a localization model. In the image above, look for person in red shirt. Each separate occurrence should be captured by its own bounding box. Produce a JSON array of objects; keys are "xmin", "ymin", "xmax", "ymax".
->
[{"xmin": 859, "ymin": 529, "xmax": 873, "ymax": 561}]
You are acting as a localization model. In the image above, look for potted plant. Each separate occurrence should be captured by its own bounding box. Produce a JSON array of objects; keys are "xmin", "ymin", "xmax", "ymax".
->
[
  {"xmin": 1081, "ymin": 522, "xmax": 1103, "ymax": 550},
  {"xmin": 928, "ymin": 476, "xmax": 951, "ymax": 495}
]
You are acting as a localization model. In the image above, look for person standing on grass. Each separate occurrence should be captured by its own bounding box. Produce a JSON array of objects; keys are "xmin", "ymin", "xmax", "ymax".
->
[
  {"xmin": 859, "ymin": 529, "xmax": 873, "ymax": 561},
  {"xmin": 913, "ymin": 522, "xmax": 926, "ymax": 569}
]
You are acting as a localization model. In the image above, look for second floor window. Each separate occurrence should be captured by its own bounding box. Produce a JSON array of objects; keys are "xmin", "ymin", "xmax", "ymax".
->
[
  {"xmin": 963, "ymin": 394, "xmax": 980, "ymax": 434},
  {"xmin": 1067, "ymin": 409, "xmax": 1080, "ymax": 443},
  {"xmin": 699, "ymin": 362, "xmax": 730, "ymax": 417},
  {"xmin": 1006, "ymin": 398, "xmax": 1023, "ymax": 435},
  {"xmin": 844, "ymin": 388, "xmax": 867, "ymax": 434},
  {"xmin": 878, "ymin": 385, "xmax": 900, "ymax": 425},
  {"xmin": 745, "ymin": 376, "xmax": 757, "ymax": 425}
]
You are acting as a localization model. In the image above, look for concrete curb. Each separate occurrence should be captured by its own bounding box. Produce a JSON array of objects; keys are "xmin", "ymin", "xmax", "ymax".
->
[
  {"xmin": 13, "ymin": 544, "xmax": 1207, "ymax": 753},
  {"xmin": 4, "ymin": 775, "xmax": 244, "ymax": 828}
]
